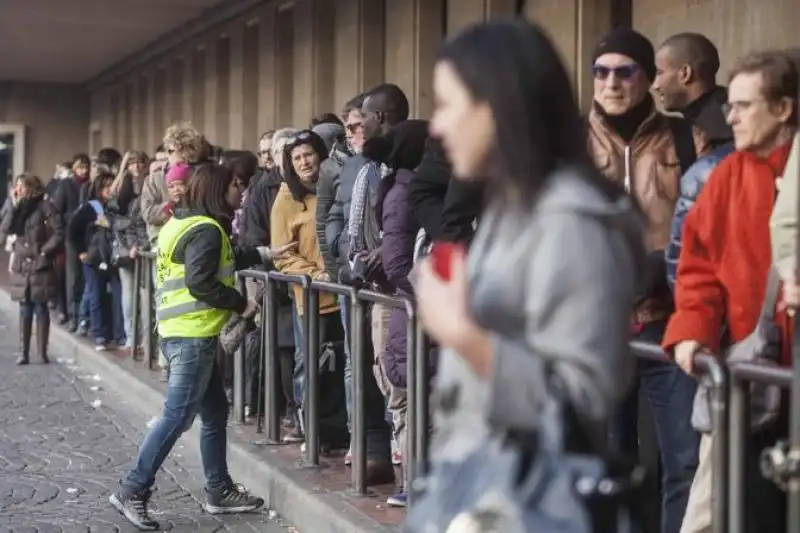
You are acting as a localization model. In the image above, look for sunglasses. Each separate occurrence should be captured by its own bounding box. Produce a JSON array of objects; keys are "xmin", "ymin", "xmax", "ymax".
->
[
  {"xmin": 591, "ymin": 64, "xmax": 639, "ymax": 81},
  {"xmin": 287, "ymin": 131, "xmax": 313, "ymax": 145}
]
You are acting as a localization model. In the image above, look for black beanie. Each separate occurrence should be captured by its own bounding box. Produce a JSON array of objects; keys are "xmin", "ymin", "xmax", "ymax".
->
[{"xmin": 592, "ymin": 28, "xmax": 656, "ymax": 82}]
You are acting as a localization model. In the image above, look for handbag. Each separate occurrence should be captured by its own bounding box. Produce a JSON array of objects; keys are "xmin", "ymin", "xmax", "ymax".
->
[
  {"xmin": 691, "ymin": 266, "xmax": 783, "ymax": 433},
  {"xmin": 405, "ymin": 372, "xmax": 641, "ymax": 533}
]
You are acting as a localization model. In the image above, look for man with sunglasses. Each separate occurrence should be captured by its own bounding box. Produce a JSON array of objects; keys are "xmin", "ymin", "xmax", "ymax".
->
[{"xmin": 586, "ymin": 28, "xmax": 709, "ymax": 533}]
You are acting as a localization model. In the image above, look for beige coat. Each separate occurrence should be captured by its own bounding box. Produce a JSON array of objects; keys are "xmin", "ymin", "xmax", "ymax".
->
[{"xmin": 770, "ymin": 133, "xmax": 800, "ymax": 280}]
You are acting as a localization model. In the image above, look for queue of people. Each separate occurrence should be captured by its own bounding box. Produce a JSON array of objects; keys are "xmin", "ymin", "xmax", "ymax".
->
[{"xmin": 1, "ymin": 17, "xmax": 798, "ymax": 533}]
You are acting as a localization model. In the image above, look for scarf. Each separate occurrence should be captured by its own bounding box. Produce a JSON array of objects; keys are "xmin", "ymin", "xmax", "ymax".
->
[{"xmin": 9, "ymin": 195, "xmax": 43, "ymax": 236}]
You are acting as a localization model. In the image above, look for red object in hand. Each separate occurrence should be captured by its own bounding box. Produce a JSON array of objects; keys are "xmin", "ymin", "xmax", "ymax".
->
[{"xmin": 430, "ymin": 241, "xmax": 465, "ymax": 281}]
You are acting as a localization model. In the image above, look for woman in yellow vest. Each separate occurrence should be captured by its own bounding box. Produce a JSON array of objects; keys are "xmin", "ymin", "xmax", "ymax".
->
[{"xmin": 109, "ymin": 162, "xmax": 294, "ymax": 530}]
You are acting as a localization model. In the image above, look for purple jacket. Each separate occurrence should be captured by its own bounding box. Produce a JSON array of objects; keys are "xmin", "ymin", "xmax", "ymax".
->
[{"xmin": 381, "ymin": 169, "xmax": 418, "ymax": 388}]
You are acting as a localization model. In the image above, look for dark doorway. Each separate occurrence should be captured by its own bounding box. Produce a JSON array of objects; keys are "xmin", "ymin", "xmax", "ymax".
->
[{"xmin": 0, "ymin": 133, "xmax": 14, "ymax": 207}]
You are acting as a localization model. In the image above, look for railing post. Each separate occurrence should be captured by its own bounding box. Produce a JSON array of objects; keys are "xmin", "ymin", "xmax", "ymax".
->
[
  {"xmin": 697, "ymin": 355, "xmax": 729, "ymax": 533},
  {"xmin": 404, "ymin": 299, "xmax": 418, "ymax": 505},
  {"xmin": 414, "ymin": 318, "xmax": 431, "ymax": 481},
  {"xmin": 264, "ymin": 276, "xmax": 281, "ymax": 443},
  {"xmin": 728, "ymin": 374, "xmax": 749, "ymax": 533},
  {"xmin": 233, "ymin": 275, "xmax": 247, "ymax": 424},
  {"xmin": 352, "ymin": 293, "xmax": 368, "ymax": 494},
  {"xmin": 304, "ymin": 279, "xmax": 320, "ymax": 466},
  {"xmin": 142, "ymin": 257, "xmax": 155, "ymax": 369},
  {"xmin": 130, "ymin": 255, "xmax": 141, "ymax": 361}
]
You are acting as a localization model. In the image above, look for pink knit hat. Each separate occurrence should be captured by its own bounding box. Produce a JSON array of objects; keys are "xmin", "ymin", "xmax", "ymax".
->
[{"xmin": 165, "ymin": 163, "xmax": 191, "ymax": 185}]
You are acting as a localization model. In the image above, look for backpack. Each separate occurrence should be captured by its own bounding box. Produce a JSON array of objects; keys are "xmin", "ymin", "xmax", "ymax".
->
[{"xmin": 87, "ymin": 200, "xmax": 114, "ymax": 270}]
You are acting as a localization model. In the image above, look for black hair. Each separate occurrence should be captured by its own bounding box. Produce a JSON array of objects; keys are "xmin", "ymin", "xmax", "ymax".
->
[
  {"xmin": 365, "ymin": 83, "xmax": 410, "ymax": 125},
  {"xmin": 309, "ymin": 112, "xmax": 343, "ymax": 128},
  {"xmin": 155, "ymin": 144, "xmax": 166, "ymax": 154},
  {"xmin": 282, "ymin": 130, "xmax": 328, "ymax": 205},
  {"xmin": 89, "ymin": 171, "xmax": 115, "ymax": 200},
  {"xmin": 661, "ymin": 33, "xmax": 721, "ymax": 84},
  {"xmin": 184, "ymin": 163, "xmax": 236, "ymax": 232},
  {"xmin": 96, "ymin": 148, "xmax": 122, "ymax": 168},
  {"xmin": 71, "ymin": 153, "xmax": 90, "ymax": 168},
  {"xmin": 221, "ymin": 150, "xmax": 259, "ymax": 188},
  {"xmin": 438, "ymin": 19, "xmax": 620, "ymax": 202}
]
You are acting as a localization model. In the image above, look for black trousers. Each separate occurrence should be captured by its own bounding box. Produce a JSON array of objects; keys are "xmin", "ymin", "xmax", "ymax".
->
[{"xmin": 64, "ymin": 245, "xmax": 84, "ymax": 319}]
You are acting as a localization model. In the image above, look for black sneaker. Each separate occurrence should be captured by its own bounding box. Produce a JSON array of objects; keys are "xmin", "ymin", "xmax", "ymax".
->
[
  {"xmin": 109, "ymin": 489, "xmax": 159, "ymax": 531},
  {"xmin": 204, "ymin": 483, "xmax": 264, "ymax": 515}
]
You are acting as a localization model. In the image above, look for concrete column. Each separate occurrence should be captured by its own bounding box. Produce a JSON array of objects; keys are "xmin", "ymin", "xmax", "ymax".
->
[
  {"xmin": 123, "ymin": 82, "xmax": 134, "ymax": 151},
  {"xmin": 275, "ymin": 6, "xmax": 294, "ymax": 127},
  {"xmin": 192, "ymin": 46, "xmax": 206, "ymax": 133},
  {"xmin": 99, "ymin": 86, "xmax": 114, "ymax": 149},
  {"xmin": 384, "ymin": 0, "xmax": 444, "ymax": 118},
  {"xmin": 180, "ymin": 50, "xmax": 194, "ymax": 124},
  {"xmin": 447, "ymin": 0, "xmax": 518, "ymax": 35},
  {"xmin": 256, "ymin": 5, "xmax": 278, "ymax": 132},
  {"xmin": 216, "ymin": 36, "xmax": 231, "ymax": 147},
  {"xmin": 333, "ymin": 0, "xmax": 385, "ymax": 108},
  {"xmin": 145, "ymin": 71, "xmax": 157, "ymax": 152},
  {"xmin": 229, "ymin": 23, "xmax": 246, "ymax": 149},
  {"xmin": 525, "ymin": 0, "xmax": 614, "ymax": 110},
  {"xmin": 204, "ymin": 39, "xmax": 219, "ymax": 144},
  {"xmin": 242, "ymin": 23, "xmax": 259, "ymax": 149},
  {"xmin": 292, "ymin": 0, "xmax": 336, "ymax": 127},
  {"xmin": 135, "ymin": 75, "xmax": 147, "ymax": 151},
  {"xmin": 154, "ymin": 67, "xmax": 168, "ymax": 143}
]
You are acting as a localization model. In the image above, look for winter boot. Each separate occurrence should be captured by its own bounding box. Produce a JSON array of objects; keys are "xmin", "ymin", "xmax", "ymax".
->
[
  {"xmin": 17, "ymin": 312, "xmax": 32, "ymax": 365},
  {"xmin": 37, "ymin": 318, "xmax": 50, "ymax": 364}
]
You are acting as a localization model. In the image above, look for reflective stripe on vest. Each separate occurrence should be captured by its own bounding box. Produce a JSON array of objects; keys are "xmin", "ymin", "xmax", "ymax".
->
[{"xmin": 155, "ymin": 215, "xmax": 236, "ymax": 338}]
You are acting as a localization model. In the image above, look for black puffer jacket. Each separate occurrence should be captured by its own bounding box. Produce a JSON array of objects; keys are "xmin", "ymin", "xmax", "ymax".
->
[{"xmin": 240, "ymin": 167, "xmax": 283, "ymax": 248}]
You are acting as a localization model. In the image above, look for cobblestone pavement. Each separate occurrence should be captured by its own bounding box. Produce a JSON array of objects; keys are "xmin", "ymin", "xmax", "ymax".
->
[{"xmin": 0, "ymin": 318, "xmax": 290, "ymax": 532}]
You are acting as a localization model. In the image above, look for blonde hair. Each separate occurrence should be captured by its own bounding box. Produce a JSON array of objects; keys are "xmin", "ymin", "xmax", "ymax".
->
[
  {"xmin": 270, "ymin": 128, "xmax": 299, "ymax": 176},
  {"xmin": 163, "ymin": 121, "xmax": 204, "ymax": 164}
]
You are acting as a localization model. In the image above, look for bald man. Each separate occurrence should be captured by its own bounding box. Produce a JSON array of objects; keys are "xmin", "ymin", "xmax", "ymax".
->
[{"xmin": 653, "ymin": 33, "xmax": 732, "ymax": 148}]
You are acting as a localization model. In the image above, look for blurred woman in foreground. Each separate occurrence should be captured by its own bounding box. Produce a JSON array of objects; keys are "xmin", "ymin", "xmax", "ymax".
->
[{"xmin": 412, "ymin": 19, "xmax": 645, "ymax": 530}]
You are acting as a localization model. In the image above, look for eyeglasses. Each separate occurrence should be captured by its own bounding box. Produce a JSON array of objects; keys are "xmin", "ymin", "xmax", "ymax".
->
[
  {"xmin": 722, "ymin": 98, "xmax": 766, "ymax": 117},
  {"xmin": 346, "ymin": 122, "xmax": 363, "ymax": 134},
  {"xmin": 591, "ymin": 64, "xmax": 639, "ymax": 81}
]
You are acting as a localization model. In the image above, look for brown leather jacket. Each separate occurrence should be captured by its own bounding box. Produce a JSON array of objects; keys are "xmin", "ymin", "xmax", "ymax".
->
[{"xmin": 587, "ymin": 108, "xmax": 709, "ymax": 323}]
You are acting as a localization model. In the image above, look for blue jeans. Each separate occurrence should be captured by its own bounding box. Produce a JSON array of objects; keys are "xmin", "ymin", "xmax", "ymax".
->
[
  {"xmin": 83, "ymin": 265, "xmax": 125, "ymax": 345},
  {"xmin": 339, "ymin": 295, "xmax": 353, "ymax": 432},
  {"xmin": 610, "ymin": 320, "xmax": 700, "ymax": 533},
  {"xmin": 291, "ymin": 304, "xmax": 305, "ymax": 406},
  {"xmin": 122, "ymin": 337, "xmax": 232, "ymax": 494}
]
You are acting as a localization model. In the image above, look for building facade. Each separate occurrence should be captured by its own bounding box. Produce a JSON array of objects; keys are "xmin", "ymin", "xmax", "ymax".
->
[{"xmin": 2, "ymin": 0, "xmax": 800, "ymax": 184}]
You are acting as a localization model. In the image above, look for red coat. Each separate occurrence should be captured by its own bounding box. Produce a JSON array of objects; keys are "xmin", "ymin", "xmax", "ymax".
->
[{"xmin": 662, "ymin": 142, "xmax": 793, "ymax": 365}]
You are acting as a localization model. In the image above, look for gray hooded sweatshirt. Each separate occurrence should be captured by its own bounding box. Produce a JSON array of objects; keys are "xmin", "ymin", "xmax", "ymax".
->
[{"xmin": 431, "ymin": 166, "xmax": 644, "ymax": 463}]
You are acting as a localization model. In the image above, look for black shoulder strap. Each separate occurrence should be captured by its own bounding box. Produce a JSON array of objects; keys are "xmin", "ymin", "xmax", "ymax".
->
[{"xmin": 667, "ymin": 117, "xmax": 697, "ymax": 176}]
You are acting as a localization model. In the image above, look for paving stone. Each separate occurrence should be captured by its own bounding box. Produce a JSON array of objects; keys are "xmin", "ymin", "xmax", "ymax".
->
[{"xmin": 0, "ymin": 311, "xmax": 289, "ymax": 532}]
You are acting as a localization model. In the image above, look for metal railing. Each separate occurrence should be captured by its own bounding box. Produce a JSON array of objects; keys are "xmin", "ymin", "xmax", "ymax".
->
[
  {"xmin": 727, "ymin": 361, "xmax": 794, "ymax": 533},
  {"xmin": 130, "ymin": 250, "xmax": 158, "ymax": 369},
  {"xmin": 630, "ymin": 341, "xmax": 729, "ymax": 533},
  {"xmin": 130, "ymin": 261, "xmax": 800, "ymax": 530}
]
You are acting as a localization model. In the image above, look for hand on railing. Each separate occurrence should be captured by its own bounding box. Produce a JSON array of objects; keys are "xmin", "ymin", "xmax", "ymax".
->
[
  {"xmin": 674, "ymin": 339, "xmax": 711, "ymax": 376},
  {"xmin": 256, "ymin": 241, "xmax": 298, "ymax": 261},
  {"xmin": 241, "ymin": 298, "xmax": 260, "ymax": 319}
]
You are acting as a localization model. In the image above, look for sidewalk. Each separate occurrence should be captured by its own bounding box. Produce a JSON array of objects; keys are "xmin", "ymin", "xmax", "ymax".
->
[{"xmin": 0, "ymin": 255, "xmax": 403, "ymax": 533}]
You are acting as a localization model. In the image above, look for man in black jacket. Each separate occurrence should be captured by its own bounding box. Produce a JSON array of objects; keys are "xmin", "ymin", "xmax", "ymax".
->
[
  {"xmin": 406, "ymin": 137, "xmax": 484, "ymax": 246},
  {"xmin": 653, "ymin": 33, "xmax": 733, "ymax": 149}
]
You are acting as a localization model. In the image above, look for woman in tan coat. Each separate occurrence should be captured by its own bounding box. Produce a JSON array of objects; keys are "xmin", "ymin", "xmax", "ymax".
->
[{"xmin": 270, "ymin": 129, "xmax": 349, "ymax": 452}]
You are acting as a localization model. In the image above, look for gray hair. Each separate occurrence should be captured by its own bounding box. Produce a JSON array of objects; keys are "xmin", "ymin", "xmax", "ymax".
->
[{"xmin": 270, "ymin": 127, "xmax": 299, "ymax": 176}]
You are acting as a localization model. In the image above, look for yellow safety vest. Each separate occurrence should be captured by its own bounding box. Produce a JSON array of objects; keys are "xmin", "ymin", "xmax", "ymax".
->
[{"xmin": 155, "ymin": 215, "xmax": 236, "ymax": 338}]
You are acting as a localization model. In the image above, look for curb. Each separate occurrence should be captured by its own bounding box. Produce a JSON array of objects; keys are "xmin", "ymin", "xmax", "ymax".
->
[{"xmin": 0, "ymin": 288, "xmax": 397, "ymax": 533}]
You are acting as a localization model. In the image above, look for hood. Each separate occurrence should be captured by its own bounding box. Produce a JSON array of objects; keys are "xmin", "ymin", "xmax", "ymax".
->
[
  {"xmin": 262, "ymin": 167, "xmax": 283, "ymax": 188},
  {"xmin": 363, "ymin": 119, "xmax": 429, "ymax": 169},
  {"xmin": 537, "ymin": 165, "xmax": 646, "ymax": 271},
  {"xmin": 692, "ymin": 86, "xmax": 732, "ymax": 148},
  {"xmin": 312, "ymin": 123, "xmax": 346, "ymax": 153}
]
